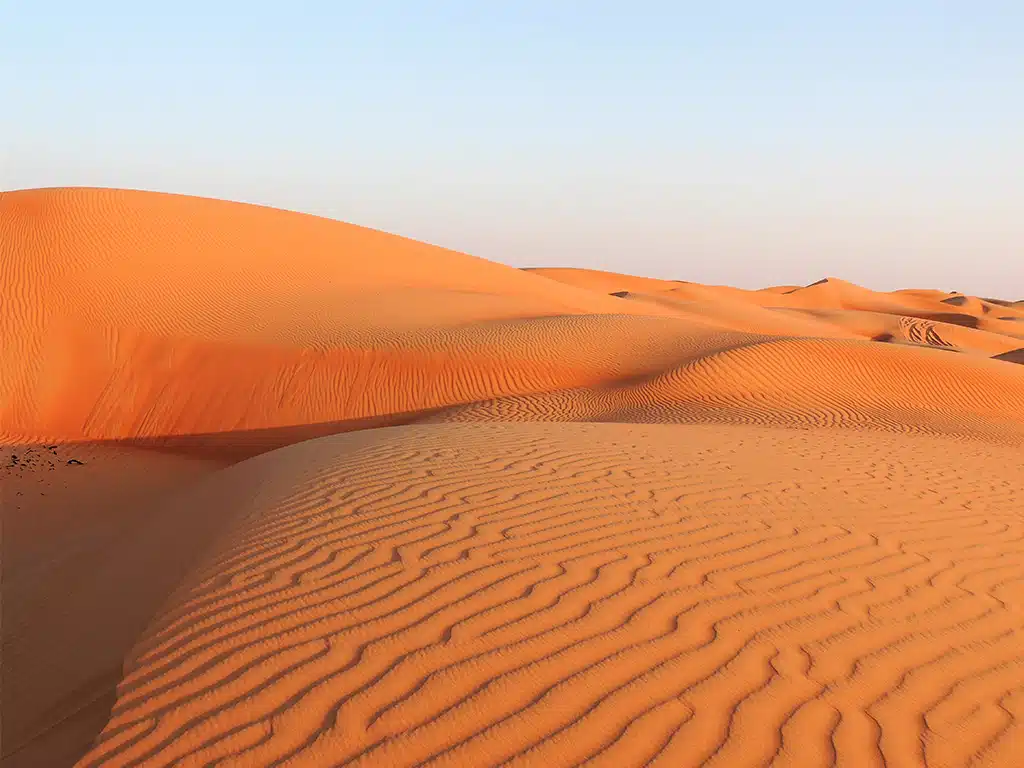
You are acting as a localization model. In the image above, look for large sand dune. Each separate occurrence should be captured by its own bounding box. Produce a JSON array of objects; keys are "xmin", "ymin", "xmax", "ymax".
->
[
  {"xmin": 72, "ymin": 424, "xmax": 1024, "ymax": 767},
  {"xmin": 3, "ymin": 188, "xmax": 1024, "ymax": 767}
]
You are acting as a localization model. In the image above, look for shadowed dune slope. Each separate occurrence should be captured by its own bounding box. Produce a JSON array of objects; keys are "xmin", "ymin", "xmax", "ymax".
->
[
  {"xmin": 2, "ymin": 444, "xmax": 231, "ymax": 768},
  {"xmin": 78, "ymin": 422, "xmax": 1024, "ymax": 768},
  {"xmin": 994, "ymin": 348, "xmax": 1024, "ymax": 365}
]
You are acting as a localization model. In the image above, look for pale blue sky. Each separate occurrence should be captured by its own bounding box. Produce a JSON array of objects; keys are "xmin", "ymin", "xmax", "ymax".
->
[{"xmin": 3, "ymin": 2, "xmax": 1022, "ymax": 296}]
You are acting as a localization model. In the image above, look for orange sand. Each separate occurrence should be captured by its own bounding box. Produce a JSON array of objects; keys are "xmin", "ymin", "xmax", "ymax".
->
[{"xmin": 3, "ymin": 188, "xmax": 1024, "ymax": 767}]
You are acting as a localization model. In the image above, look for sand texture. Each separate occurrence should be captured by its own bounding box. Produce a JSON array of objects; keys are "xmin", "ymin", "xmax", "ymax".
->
[{"xmin": 3, "ymin": 188, "xmax": 1024, "ymax": 767}]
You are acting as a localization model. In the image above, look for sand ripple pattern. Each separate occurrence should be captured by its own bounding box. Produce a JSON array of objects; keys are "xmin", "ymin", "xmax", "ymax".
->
[
  {"xmin": 425, "ymin": 337, "xmax": 1024, "ymax": 447},
  {"xmin": 79, "ymin": 423, "xmax": 1024, "ymax": 767}
]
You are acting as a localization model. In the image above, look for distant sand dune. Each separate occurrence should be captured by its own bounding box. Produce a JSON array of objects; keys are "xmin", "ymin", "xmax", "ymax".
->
[{"xmin": 3, "ymin": 188, "xmax": 1024, "ymax": 767}]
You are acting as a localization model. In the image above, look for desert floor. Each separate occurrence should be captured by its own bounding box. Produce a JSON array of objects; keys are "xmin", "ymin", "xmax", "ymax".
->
[{"xmin": 4, "ymin": 188, "xmax": 1024, "ymax": 767}]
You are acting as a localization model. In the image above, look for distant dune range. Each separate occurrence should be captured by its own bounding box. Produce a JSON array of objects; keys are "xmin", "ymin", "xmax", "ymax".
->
[{"xmin": 2, "ymin": 188, "xmax": 1024, "ymax": 767}]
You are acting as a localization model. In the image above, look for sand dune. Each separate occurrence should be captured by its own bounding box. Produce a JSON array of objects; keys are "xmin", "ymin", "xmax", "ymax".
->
[
  {"xmin": 3, "ymin": 189, "xmax": 1022, "ymax": 444},
  {"xmin": 1, "ymin": 188, "xmax": 685, "ymax": 443},
  {"xmin": 76, "ymin": 424, "xmax": 1024, "ymax": 767},
  {"xmin": 3, "ymin": 188, "xmax": 1024, "ymax": 767},
  {"xmin": 423, "ymin": 337, "xmax": 1024, "ymax": 447}
]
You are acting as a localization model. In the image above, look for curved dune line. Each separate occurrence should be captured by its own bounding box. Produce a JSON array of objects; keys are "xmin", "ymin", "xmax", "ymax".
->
[
  {"xmin": 74, "ymin": 422, "xmax": 1024, "ymax": 767},
  {"xmin": 424, "ymin": 336, "xmax": 1024, "ymax": 446},
  {"xmin": 12, "ymin": 313, "xmax": 754, "ymax": 441},
  {"xmin": 7, "ymin": 309, "xmax": 768, "ymax": 442}
]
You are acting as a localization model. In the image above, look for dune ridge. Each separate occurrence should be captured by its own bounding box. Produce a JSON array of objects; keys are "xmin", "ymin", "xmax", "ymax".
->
[{"xmin": 3, "ymin": 187, "xmax": 1024, "ymax": 767}]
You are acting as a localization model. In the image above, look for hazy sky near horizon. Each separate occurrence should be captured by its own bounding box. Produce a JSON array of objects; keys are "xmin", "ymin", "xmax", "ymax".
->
[{"xmin": 3, "ymin": 2, "xmax": 1022, "ymax": 296}]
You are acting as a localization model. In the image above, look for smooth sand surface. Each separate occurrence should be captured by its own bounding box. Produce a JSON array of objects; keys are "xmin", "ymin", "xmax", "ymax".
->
[
  {"xmin": 3, "ymin": 188, "xmax": 1024, "ymax": 767},
  {"xmin": 2, "ymin": 443, "xmax": 228, "ymax": 767}
]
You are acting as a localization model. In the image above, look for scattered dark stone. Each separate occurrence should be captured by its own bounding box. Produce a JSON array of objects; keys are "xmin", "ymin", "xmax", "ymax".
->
[
  {"xmin": 872, "ymin": 333, "xmax": 894, "ymax": 343},
  {"xmin": 67, "ymin": 459, "xmax": 84, "ymax": 466},
  {"xmin": 609, "ymin": 291, "xmax": 629, "ymax": 298}
]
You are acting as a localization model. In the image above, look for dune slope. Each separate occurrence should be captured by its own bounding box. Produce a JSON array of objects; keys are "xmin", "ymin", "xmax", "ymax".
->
[
  {"xmin": 77, "ymin": 423, "xmax": 1024, "ymax": 768},
  {"xmin": 1, "ymin": 444, "xmax": 230, "ymax": 767},
  {"xmin": 1, "ymin": 188, "xmax": 687, "ymax": 443}
]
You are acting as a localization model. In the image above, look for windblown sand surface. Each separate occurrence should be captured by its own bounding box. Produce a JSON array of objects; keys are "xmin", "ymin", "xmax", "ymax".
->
[{"xmin": 3, "ymin": 188, "xmax": 1024, "ymax": 767}]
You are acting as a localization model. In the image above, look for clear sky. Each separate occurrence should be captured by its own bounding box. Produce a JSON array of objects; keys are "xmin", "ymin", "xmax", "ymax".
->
[{"xmin": 3, "ymin": 2, "xmax": 1022, "ymax": 296}]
